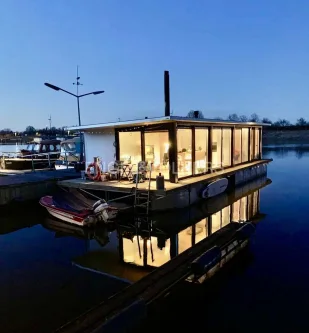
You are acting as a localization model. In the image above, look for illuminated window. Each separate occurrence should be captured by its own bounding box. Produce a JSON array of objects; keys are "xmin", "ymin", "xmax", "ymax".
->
[
  {"xmin": 212, "ymin": 128, "xmax": 222, "ymax": 169},
  {"xmin": 222, "ymin": 128, "xmax": 232, "ymax": 167},
  {"xmin": 145, "ymin": 131, "xmax": 169, "ymax": 180},
  {"xmin": 241, "ymin": 128, "xmax": 249, "ymax": 162},
  {"xmin": 234, "ymin": 129, "xmax": 242, "ymax": 164},
  {"xmin": 195, "ymin": 129, "xmax": 208, "ymax": 174},
  {"xmin": 119, "ymin": 132, "xmax": 141, "ymax": 165},
  {"xmin": 177, "ymin": 129, "xmax": 192, "ymax": 177}
]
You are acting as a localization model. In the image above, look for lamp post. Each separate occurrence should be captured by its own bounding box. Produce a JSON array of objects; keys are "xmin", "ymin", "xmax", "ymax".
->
[{"xmin": 44, "ymin": 69, "xmax": 104, "ymax": 165}]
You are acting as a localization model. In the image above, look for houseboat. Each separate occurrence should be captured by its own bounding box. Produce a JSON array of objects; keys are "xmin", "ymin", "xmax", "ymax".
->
[
  {"xmin": 0, "ymin": 138, "xmax": 61, "ymax": 171},
  {"xmin": 58, "ymin": 113, "xmax": 272, "ymax": 211},
  {"xmin": 55, "ymin": 136, "xmax": 85, "ymax": 171}
]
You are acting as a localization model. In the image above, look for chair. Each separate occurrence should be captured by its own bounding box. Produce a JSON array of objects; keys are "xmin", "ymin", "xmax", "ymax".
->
[
  {"xmin": 109, "ymin": 160, "xmax": 123, "ymax": 180},
  {"xmin": 132, "ymin": 161, "xmax": 148, "ymax": 183}
]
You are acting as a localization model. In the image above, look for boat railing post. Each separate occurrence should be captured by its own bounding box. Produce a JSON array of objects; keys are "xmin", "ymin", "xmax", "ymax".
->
[
  {"xmin": 48, "ymin": 152, "xmax": 51, "ymax": 169},
  {"xmin": 65, "ymin": 151, "xmax": 68, "ymax": 169},
  {"xmin": 31, "ymin": 155, "xmax": 35, "ymax": 172}
]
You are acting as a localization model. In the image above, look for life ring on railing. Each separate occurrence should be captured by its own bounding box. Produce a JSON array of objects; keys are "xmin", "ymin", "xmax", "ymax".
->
[{"xmin": 87, "ymin": 163, "xmax": 101, "ymax": 181}]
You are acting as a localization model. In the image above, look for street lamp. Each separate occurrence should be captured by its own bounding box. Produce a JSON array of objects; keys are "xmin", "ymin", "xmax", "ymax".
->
[{"xmin": 44, "ymin": 72, "xmax": 104, "ymax": 165}]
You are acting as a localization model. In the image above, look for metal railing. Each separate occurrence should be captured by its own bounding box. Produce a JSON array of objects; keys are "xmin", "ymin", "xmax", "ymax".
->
[{"xmin": 0, "ymin": 151, "xmax": 75, "ymax": 172}]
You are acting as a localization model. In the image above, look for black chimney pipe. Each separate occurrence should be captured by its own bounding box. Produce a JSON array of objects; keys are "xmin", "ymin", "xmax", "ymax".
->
[{"xmin": 164, "ymin": 70, "xmax": 170, "ymax": 117}]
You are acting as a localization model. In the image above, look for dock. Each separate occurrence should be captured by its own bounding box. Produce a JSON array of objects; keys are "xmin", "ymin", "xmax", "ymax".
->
[
  {"xmin": 0, "ymin": 169, "xmax": 80, "ymax": 206},
  {"xmin": 55, "ymin": 222, "xmax": 254, "ymax": 333}
]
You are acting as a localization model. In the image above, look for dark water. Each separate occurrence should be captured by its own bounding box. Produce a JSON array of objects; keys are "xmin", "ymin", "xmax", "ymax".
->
[
  {"xmin": 0, "ymin": 145, "xmax": 305, "ymax": 332},
  {"xmin": 146, "ymin": 146, "xmax": 309, "ymax": 333}
]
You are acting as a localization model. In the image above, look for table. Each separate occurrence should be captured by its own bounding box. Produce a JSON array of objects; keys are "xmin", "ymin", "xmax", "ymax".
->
[{"xmin": 120, "ymin": 164, "xmax": 134, "ymax": 180}]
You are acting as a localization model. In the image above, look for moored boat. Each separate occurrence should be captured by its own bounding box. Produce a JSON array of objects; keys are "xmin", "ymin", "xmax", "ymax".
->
[
  {"xmin": 55, "ymin": 136, "xmax": 85, "ymax": 171},
  {"xmin": 1, "ymin": 138, "xmax": 61, "ymax": 170},
  {"xmin": 39, "ymin": 190, "xmax": 118, "ymax": 227}
]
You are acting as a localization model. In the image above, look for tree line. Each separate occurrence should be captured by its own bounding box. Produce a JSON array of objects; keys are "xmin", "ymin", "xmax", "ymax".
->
[
  {"xmin": 187, "ymin": 110, "xmax": 307, "ymax": 127},
  {"xmin": 0, "ymin": 126, "xmax": 66, "ymax": 137}
]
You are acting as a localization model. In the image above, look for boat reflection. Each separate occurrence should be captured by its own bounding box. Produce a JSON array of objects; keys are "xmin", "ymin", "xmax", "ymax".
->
[{"xmin": 43, "ymin": 176, "xmax": 271, "ymax": 283}]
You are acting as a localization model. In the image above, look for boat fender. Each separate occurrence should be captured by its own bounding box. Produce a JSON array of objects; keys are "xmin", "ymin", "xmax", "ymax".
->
[
  {"xmin": 200, "ymin": 185, "xmax": 209, "ymax": 199},
  {"xmin": 191, "ymin": 246, "xmax": 221, "ymax": 276},
  {"xmin": 93, "ymin": 199, "xmax": 109, "ymax": 214},
  {"xmin": 235, "ymin": 223, "xmax": 256, "ymax": 241},
  {"xmin": 86, "ymin": 162, "xmax": 101, "ymax": 181}
]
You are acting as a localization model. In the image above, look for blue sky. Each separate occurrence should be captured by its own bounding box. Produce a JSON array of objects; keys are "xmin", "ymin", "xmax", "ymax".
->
[{"xmin": 1, "ymin": 0, "xmax": 309, "ymax": 130}]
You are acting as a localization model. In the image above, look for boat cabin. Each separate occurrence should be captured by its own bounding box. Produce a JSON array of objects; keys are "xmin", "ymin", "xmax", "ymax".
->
[
  {"xmin": 20, "ymin": 138, "xmax": 61, "ymax": 157},
  {"xmin": 68, "ymin": 114, "xmax": 266, "ymax": 184}
]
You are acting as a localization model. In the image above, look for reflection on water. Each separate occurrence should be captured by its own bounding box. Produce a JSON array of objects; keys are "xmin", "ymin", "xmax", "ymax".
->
[
  {"xmin": 72, "ymin": 176, "xmax": 271, "ymax": 282},
  {"xmin": 0, "ymin": 175, "xmax": 271, "ymax": 332},
  {"xmin": 263, "ymin": 145, "xmax": 309, "ymax": 159}
]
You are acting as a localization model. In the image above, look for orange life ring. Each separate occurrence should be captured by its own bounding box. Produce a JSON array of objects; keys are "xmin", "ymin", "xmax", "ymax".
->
[{"xmin": 87, "ymin": 163, "xmax": 101, "ymax": 181}]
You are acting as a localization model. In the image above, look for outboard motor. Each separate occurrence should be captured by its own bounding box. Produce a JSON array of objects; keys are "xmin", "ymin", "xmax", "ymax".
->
[{"xmin": 93, "ymin": 199, "xmax": 109, "ymax": 222}]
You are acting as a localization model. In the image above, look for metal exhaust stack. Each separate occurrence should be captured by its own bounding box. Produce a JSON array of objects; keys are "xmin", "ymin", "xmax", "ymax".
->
[{"xmin": 164, "ymin": 70, "xmax": 170, "ymax": 117}]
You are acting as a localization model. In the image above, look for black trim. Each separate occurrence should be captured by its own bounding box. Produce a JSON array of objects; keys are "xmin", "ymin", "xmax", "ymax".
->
[
  {"xmin": 208, "ymin": 126, "xmax": 212, "ymax": 173},
  {"xmin": 115, "ymin": 129, "xmax": 120, "ymax": 161},
  {"xmin": 141, "ymin": 130, "xmax": 145, "ymax": 162},
  {"xmin": 192, "ymin": 127, "xmax": 195, "ymax": 176},
  {"xmin": 168, "ymin": 123, "xmax": 178, "ymax": 183},
  {"xmin": 231, "ymin": 127, "xmax": 235, "ymax": 167}
]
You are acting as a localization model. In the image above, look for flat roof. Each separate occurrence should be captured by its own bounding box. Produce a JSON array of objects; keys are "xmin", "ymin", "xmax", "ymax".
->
[{"xmin": 66, "ymin": 115, "xmax": 269, "ymax": 131}]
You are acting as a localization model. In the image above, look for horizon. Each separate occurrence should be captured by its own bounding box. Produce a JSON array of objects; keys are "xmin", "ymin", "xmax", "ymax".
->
[{"xmin": 2, "ymin": 0, "xmax": 309, "ymax": 131}]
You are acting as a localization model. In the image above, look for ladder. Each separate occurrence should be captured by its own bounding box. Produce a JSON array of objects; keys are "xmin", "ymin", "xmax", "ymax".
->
[{"xmin": 134, "ymin": 162, "xmax": 153, "ymax": 215}]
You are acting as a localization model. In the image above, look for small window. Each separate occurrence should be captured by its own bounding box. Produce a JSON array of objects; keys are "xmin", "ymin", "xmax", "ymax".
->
[{"xmin": 50, "ymin": 145, "xmax": 55, "ymax": 152}]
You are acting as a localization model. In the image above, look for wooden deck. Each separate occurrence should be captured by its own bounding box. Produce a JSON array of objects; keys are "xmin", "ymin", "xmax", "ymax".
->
[{"xmin": 58, "ymin": 159, "xmax": 272, "ymax": 195}]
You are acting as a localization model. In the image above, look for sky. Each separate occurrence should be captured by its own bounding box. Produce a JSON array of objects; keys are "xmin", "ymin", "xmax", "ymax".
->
[{"xmin": 1, "ymin": 0, "xmax": 309, "ymax": 131}]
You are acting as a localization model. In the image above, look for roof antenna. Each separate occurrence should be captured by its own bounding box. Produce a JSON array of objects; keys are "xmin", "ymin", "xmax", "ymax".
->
[
  {"xmin": 48, "ymin": 115, "xmax": 52, "ymax": 129},
  {"xmin": 73, "ymin": 65, "xmax": 83, "ymax": 95}
]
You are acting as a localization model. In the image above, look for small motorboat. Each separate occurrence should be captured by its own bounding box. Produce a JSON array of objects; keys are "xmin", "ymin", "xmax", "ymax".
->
[{"xmin": 39, "ymin": 190, "xmax": 118, "ymax": 227}]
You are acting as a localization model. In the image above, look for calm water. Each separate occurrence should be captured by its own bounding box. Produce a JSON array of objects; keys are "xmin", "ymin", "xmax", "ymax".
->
[
  {"xmin": 0, "ymin": 145, "xmax": 307, "ymax": 332},
  {"xmin": 0, "ymin": 144, "xmax": 27, "ymax": 154},
  {"xmin": 147, "ymin": 146, "xmax": 309, "ymax": 333}
]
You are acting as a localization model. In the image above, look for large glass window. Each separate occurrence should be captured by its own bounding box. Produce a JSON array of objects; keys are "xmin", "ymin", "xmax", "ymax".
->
[
  {"xmin": 222, "ymin": 128, "xmax": 232, "ymax": 167},
  {"xmin": 241, "ymin": 128, "xmax": 249, "ymax": 162},
  {"xmin": 177, "ymin": 129, "xmax": 192, "ymax": 177},
  {"xmin": 195, "ymin": 128, "xmax": 208, "ymax": 174},
  {"xmin": 250, "ymin": 128, "xmax": 254, "ymax": 161},
  {"xmin": 119, "ymin": 131, "xmax": 141, "ymax": 165},
  {"xmin": 234, "ymin": 129, "xmax": 242, "ymax": 164},
  {"xmin": 254, "ymin": 128, "xmax": 260, "ymax": 159},
  {"xmin": 145, "ymin": 131, "xmax": 169, "ymax": 180},
  {"xmin": 212, "ymin": 128, "xmax": 222, "ymax": 169}
]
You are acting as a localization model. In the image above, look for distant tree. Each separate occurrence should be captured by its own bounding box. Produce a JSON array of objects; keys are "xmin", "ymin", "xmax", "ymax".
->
[
  {"xmin": 25, "ymin": 126, "xmax": 36, "ymax": 134},
  {"xmin": 262, "ymin": 117, "xmax": 272, "ymax": 124},
  {"xmin": 0, "ymin": 128, "xmax": 13, "ymax": 134},
  {"xmin": 227, "ymin": 113, "xmax": 240, "ymax": 121},
  {"xmin": 187, "ymin": 110, "xmax": 205, "ymax": 118},
  {"xmin": 249, "ymin": 113, "xmax": 260, "ymax": 123},
  {"xmin": 213, "ymin": 116, "xmax": 223, "ymax": 120},
  {"xmin": 273, "ymin": 119, "xmax": 291, "ymax": 127},
  {"xmin": 239, "ymin": 115, "xmax": 248, "ymax": 122},
  {"xmin": 296, "ymin": 117, "xmax": 307, "ymax": 126}
]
